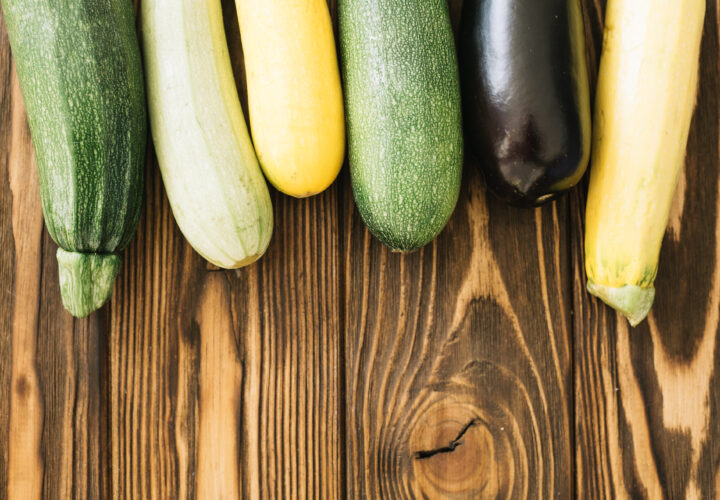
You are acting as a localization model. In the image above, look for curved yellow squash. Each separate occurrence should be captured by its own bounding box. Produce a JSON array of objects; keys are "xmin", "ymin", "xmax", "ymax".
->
[
  {"xmin": 584, "ymin": 0, "xmax": 705, "ymax": 326},
  {"xmin": 235, "ymin": 1, "xmax": 345, "ymax": 198}
]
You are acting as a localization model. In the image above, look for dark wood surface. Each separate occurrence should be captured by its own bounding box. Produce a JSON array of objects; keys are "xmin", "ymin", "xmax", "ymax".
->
[{"xmin": 1, "ymin": 0, "xmax": 719, "ymax": 498}]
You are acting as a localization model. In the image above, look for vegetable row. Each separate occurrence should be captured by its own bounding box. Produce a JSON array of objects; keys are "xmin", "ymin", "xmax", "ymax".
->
[{"xmin": 1, "ymin": 0, "xmax": 705, "ymax": 326}]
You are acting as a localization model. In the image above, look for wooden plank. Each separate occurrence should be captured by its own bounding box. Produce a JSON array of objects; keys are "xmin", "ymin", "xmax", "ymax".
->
[
  {"xmin": 342, "ymin": 166, "xmax": 574, "ymax": 498},
  {"xmin": 106, "ymin": 1, "xmax": 343, "ymax": 498},
  {"xmin": 0, "ymin": 18, "xmax": 16, "ymax": 498},
  {"xmin": 35, "ymin": 281, "xmax": 110, "ymax": 500},
  {"xmin": 2, "ymin": 0, "xmax": 719, "ymax": 499},
  {"xmin": 4, "ymin": 64, "xmax": 44, "ymax": 500},
  {"xmin": 107, "ymin": 174, "xmax": 342, "ymax": 500},
  {"xmin": 572, "ymin": 1, "xmax": 720, "ymax": 498},
  {"xmin": 341, "ymin": 4, "xmax": 574, "ymax": 498}
]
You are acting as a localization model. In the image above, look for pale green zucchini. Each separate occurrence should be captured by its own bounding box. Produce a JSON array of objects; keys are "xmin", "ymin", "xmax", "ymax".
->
[{"xmin": 142, "ymin": 0, "xmax": 273, "ymax": 268}]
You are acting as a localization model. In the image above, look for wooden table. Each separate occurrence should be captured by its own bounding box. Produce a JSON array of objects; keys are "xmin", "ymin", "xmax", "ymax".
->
[{"xmin": 1, "ymin": 0, "xmax": 719, "ymax": 498}]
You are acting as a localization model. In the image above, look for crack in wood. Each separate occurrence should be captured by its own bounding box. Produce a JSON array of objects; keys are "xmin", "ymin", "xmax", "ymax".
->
[{"xmin": 413, "ymin": 418, "xmax": 481, "ymax": 460}]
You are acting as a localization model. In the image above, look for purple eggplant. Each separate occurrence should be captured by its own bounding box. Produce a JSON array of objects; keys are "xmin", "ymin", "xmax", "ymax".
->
[{"xmin": 459, "ymin": 0, "xmax": 592, "ymax": 206}]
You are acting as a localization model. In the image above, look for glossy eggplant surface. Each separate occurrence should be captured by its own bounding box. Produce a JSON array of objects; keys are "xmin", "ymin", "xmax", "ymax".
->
[{"xmin": 459, "ymin": 0, "xmax": 591, "ymax": 206}]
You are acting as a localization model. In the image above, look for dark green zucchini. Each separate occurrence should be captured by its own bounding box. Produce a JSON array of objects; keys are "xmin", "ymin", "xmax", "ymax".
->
[
  {"xmin": 339, "ymin": 0, "xmax": 463, "ymax": 252},
  {"xmin": 2, "ymin": 0, "xmax": 146, "ymax": 317},
  {"xmin": 459, "ymin": 0, "xmax": 591, "ymax": 206}
]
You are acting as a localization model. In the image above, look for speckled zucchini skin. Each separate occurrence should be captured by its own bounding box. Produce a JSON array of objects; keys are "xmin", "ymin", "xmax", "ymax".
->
[
  {"xmin": 2, "ymin": 0, "xmax": 146, "ymax": 316},
  {"xmin": 338, "ymin": 0, "xmax": 463, "ymax": 252},
  {"xmin": 1, "ymin": 0, "xmax": 146, "ymax": 253}
]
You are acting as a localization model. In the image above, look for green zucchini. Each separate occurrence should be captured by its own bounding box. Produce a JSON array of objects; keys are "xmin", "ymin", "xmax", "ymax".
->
[
  {"xmin": 338, "ymin": 0, "xmax": 463, "ymax": 252},
  {"xmin": 2, "ymin": 0, "xmax": 147, "ymax": 317},
  {"xmin": 142, "ymin": 0, "xmax": 273, "ymax": 268}
]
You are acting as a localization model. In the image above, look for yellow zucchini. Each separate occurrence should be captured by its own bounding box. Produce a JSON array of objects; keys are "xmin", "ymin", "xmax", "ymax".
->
[
  {"xmin": 584, "ymin": 0, "xmax": 705, "ymax": 325},
  {"xmin": 235, "ymin": 0, "xmax": 345, "ymax": 198}
]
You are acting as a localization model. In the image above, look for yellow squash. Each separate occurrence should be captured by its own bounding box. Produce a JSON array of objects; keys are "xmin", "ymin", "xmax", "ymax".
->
[
  {"xmin": 584, "ymin": 0, "xmax": 705, "ymax": 325},
  {"xmin": 235, "ymin": 1, "xmax": 345, "ymax": 198}
]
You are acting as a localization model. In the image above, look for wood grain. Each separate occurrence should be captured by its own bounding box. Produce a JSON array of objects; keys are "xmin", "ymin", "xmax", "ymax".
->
[
  {"xmin": 342, "ymin": 165, "xmax": 574, "ymax": 498},
  {"xmin": 105, "ymin": 1, "xmax": 342, "ymax": 498},
  {"xmin": 6, "ymin": 64, "xmax": 43, "ymax": 500},
  {"xmin": 2, "ymin": 0, "xmax": 720, "ymax": 498},
  {"xmin": 573, "ymin": 1, "xmax": 720, "ymax": 499},
  {"xmin": 0, "ymin": 17, "xmax": 13, "ymax": 497}
]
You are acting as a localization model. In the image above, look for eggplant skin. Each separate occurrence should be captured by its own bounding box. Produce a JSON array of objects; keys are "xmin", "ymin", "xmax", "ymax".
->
[{"xmin": 459, "ymin": 0, "xmax": 591, "ymax": 206}]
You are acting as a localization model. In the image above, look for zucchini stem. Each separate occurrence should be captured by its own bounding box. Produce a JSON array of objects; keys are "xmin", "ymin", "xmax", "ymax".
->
[
  {"xmin": 56, "ymin": 249, "xmax": 121, "ymax": 318},
  {"xmin": 587, "ymin": 280, "xmax": 655, "ymax": 327}
]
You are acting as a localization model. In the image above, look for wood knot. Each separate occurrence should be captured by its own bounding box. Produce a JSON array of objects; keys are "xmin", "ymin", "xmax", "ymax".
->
[
  {"xmin": 410, "ymin": 402, "xmax": 514, "ymax": 498},
  {"xmin": 414, "ymin": 418, "xmax": 481, "ymax": 460}
]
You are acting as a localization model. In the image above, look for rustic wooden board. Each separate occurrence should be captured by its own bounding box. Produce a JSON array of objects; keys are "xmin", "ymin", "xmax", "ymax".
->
[
  {"xmin": 342, "ymin": 165, "xmax": 574, "ymax": 498},
  {"xmin": 0, "ymin": 0, "xmax": 719, "ymax": 499}
]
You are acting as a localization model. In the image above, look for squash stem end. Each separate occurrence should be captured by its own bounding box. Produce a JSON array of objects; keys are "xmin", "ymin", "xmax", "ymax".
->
[
  {"xmin": 57, "ymin": 249, "xmax": 121, "ymax": 318},
  {"xmin": 587, "ymin": 280, "xmax": 655, "ymax": 327}
]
